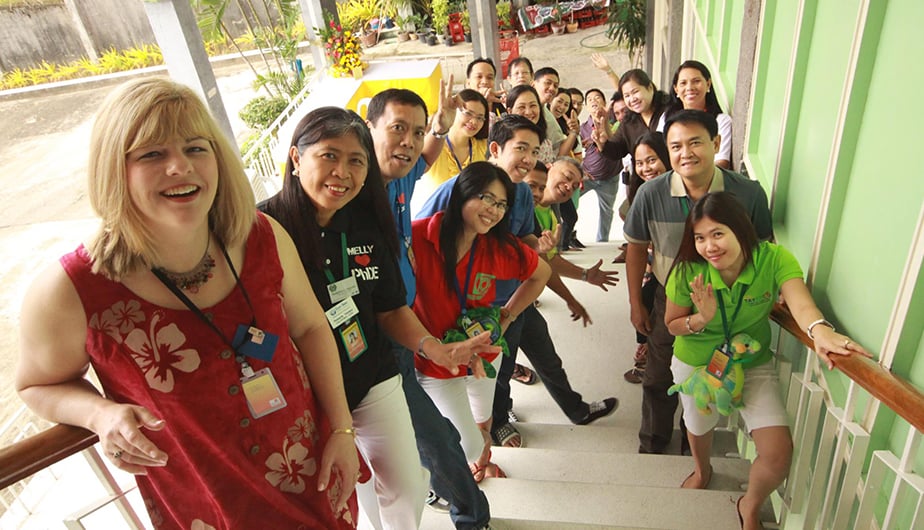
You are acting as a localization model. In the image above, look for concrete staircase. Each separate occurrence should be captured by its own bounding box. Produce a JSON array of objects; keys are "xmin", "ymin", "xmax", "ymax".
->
[{"xmin": 418, "ymin": 238, "xmax": 766, "ymax": 529}]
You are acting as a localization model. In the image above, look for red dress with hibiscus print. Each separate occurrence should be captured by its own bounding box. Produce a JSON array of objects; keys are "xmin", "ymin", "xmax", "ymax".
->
[{"xmin": 59, "ymin": 214, "xmax": 356, "ymax": 529}]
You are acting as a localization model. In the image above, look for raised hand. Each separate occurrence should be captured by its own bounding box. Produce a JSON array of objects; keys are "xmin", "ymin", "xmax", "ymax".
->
[{"xmin": 689, "ymin": 274, "xmax": 717, "ymax": 323}]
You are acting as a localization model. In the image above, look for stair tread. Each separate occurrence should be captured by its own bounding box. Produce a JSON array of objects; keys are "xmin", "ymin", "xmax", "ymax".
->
[
  {"xmin": 510, "ymin": 422, "xmax": 741, "ymax": 456},
  {"xmin": 490, "ymin": 448, "xmax": 750, "ymax": 491},
  {"xmin": 479, "ymin": 479, "xmax": 743, "ymax": 529}
]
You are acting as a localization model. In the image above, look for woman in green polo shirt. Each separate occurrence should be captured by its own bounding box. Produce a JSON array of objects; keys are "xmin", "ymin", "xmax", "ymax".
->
[{"xmin": 664, "ymin": 192, "xmax": 867, "ymax": 529}]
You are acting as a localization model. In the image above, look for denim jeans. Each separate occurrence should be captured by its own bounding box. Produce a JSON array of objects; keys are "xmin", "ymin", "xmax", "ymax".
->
[
  {"xmin": 393, "ymin": 343, "xmax": 490, "ymax": 529},
  {"xmin": 581, "ymin": 176, "xmax": 618, "ymax": 242}
]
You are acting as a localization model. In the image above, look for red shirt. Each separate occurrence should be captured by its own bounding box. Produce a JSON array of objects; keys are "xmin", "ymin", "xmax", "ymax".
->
[{"xmin": 411, "ymin": 212, "xmax": 539, "ymax": 378}]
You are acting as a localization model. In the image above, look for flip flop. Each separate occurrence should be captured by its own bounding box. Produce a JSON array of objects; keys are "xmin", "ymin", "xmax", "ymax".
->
[
  {"xmin": 471, "ymin": 457, "xmax": 507, "ymax": 483},
  {"xmin": 680, "ymin": 465, "xmax": 713, "ymax": 488},
  {"xmin": 512, "ymin": 363, "xmax": 537, "ymax": 385}
]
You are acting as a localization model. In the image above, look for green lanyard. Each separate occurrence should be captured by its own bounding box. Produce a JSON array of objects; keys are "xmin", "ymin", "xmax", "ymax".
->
[
  {"xmin": 716, "ymin": 286, "xmax": 746, "ymax": 346},
  {"xmin": 322, "ymin": 232, "xmax": 349, "ymax": 283}
]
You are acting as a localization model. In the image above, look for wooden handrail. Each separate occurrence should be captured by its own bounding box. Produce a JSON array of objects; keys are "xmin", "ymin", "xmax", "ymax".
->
[
  {"xmin": 0, "ymin": 423, "xmax": 97, "ymax": 490},
  {"xmin": 770, "ymin": 302, "xmax": 924, "ymax": 433}
]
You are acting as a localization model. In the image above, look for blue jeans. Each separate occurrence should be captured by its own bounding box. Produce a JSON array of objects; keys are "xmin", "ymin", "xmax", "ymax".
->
[
  {"xmin": 393, "ymin": 343, "xmax": 490, "ymax": 529},
  {"xmin": 581, "ymin": 176, "xmax": 618, "ymax": 242}
]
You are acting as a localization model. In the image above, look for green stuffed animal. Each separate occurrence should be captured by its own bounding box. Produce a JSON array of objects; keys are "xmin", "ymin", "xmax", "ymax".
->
[
  {"xmin": 442, "ymin": 306, "xmax": 509, "ymax": 378},
  {"xmin": 668, "ymin": 333, "xmax": 761, "ymax": 416}
]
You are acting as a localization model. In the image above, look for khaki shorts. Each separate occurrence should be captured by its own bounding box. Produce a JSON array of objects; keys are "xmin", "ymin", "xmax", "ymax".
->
[{"xmin": 671, "ymin": 357, "xmax": 788, "ymax": 436}]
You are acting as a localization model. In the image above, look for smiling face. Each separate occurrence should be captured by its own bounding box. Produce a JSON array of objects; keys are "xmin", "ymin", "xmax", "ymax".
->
[
  {"xmin": 523, "ymin": 167, "xmax": 547, "ymax": 205},
  {"xmin": 467, "ymin": 61, "xmax": 496, "ymax": 92},
  {"xmin": 291, "ymin": 133, "xmax": 369, "ymax": 223},
  {"xmin": 543, "ymin": 159, "xmax": 580, "ymax": 204},
  {"xmin": 533, "ymin": 73, "xmax": 560, "ymax": 104},
  {"xmin": 586, "ymin": 91, "xmax": 607, "ymax": 120},
  {"xmin": 634, "ymin": 143, "xmax": 667, "ymax": 181},
  {"xmin": 509, "ymin": 91, "xmax": 542, "ymax": 125},
  {"xmin": 674, "ymin": 67, "xmax": 711, "ymax": 110},
  {"xmin": 367, "ymin": 102, "xmax": 427, "ymax": 182},
  {"xmin": 549, "ymin": 92, "xmax": 571, "ymax": 119},
  {"xmin": 666, "ymin": 121, "xmax": 720, "ymax": 183},
  {"xmin": 125, "ymin": 136, "xmax": 218, "ymax": 232},
  {"xmin": 489, "ymin": 129, "xmax": 541, "ymax": 183},
  {"xmin": 570, "ymin": 92, "xmax": 584, "ymax": 117},
  {"xmin": 693, "ymin": 216, "xmax": 744, "ymax": 277},
  {"xmin": 620, "ymin": 79, "xmax": 654, "ymax": 116},
  {"xmin": 508, "ymin": 62, "xmax": 533, "ymax": 87},
  {"xmin": 462, "ymin": 179, "xmax": 508, "ymax": 236},
  {"xmin": 453, "ymin": 99, "xmax": 487, "ymax": 137}
]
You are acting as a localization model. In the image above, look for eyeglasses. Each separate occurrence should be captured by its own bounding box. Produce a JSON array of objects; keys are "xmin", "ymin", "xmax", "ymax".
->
[
  {"xmin": 478, "ymin": 193, "xmax": 509, "ymax": 212},
  {"xmin": 459, "ymin": 108, "xmax": 486, "ymax": 124}
]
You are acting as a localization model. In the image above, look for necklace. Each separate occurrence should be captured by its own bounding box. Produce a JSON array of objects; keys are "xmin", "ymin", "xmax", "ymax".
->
[{"xmin": 153, "ymin": 238, "xmax": 216, "ymax": 293}]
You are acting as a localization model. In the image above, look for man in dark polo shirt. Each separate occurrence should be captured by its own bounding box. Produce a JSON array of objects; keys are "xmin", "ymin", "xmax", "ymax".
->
[{"xmin": 624, "ymin": 110, "xmax": 772, "ymax": 459}]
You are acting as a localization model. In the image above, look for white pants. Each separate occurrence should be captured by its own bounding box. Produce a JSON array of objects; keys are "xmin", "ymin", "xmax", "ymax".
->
[
  {"xmin": 352, "ymin": 375, "xmax": 428, "ymax": 530},
  {"xmin": 416, "ymin": 355, "xmax": 503, "ymax": 462}
]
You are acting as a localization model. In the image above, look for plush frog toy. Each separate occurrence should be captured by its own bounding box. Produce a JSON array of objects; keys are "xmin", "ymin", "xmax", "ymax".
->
[
  {"xmin": 442, "ymin": 306, "xmax": 509, "ymax": 378},
  {"xmin": 668, "ymin": 333, "xmax": 762, "ymax": 416}
]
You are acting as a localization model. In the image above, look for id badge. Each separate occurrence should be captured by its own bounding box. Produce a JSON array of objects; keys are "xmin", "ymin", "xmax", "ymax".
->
[
  {"xmin": 328, "ymin": 275, "xmax": 360, "ymax": 305},
  {"xmin": 241, "ymin": 367, "xmax": 287, "ymax": 418},
  {"xmin": 232, "ymin": 324, "xmax": 279, "ymax": 362},
  {"xmin": 706, "ymin": 344, "xmax": 731, "ymax": 380},
  {"xmin": 465, "ymin": 321, "xmax": 486, "ymax": 338},
  {"xmin": 339, "ymin": 318, "xmax": 368, "ymax": 362},
  {"xmin": 325, "ymin": 297, "xmax": 360, "ymax": 329}
]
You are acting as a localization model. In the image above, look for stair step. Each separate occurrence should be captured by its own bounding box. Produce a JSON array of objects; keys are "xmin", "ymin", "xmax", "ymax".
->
[
  {"xmin": 480, "ymin": 479, "xmax": 743, "ymax": 529},
  {"xmin": 511, "ymin": 422, "xmax": 741, "ymax": 457},
  {"xmin": 490, "ymin": 449, "xmax": 750, "ymax": 491}
]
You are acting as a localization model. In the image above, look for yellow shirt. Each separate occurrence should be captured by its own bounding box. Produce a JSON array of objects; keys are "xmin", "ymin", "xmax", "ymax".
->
[{"xmin": 414, "ymin": 137, "xmax": 488, "ymax": 213}]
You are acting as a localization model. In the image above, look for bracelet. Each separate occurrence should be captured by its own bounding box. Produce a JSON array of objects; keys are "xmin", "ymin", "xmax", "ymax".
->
[
  {"xmin": 807, "ymin": 319, "xmax": 835, "ymax": 340},
  {"xmin": 581, "ymin": 268, "xmax": 589, "ymax": 282},
  {"xmin": 499, "ymin": 307, "xmax": 512, "ymax": 323},
  {"xmin": 685, "ymin": 315, "xmax": 705, "ymax": 335},
  {"xmin": 417, "ymin": 335, "xmax": 441, "ymax": 359},
  {"xmin": 332, "ymin": 427, "xmax": 356, "ymax": 438},
  {"xmin": 430, "ymin": 128, "xmax": 448, "ymax": 138}
]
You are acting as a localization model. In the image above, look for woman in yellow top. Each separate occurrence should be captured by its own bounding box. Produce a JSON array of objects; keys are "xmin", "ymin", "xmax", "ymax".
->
[{"xmin": 414, "ymin": 89, "xmax": 490, "ymax": 209}]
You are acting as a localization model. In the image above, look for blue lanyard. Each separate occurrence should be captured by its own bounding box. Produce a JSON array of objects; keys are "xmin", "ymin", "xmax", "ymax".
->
[
  {"xmin": 452, "ymin": 238, "xmax": 478, "ymax": 314},
  {"xmin": 445, "ymin": 136, "xmax": 472, "ymax": 173}
]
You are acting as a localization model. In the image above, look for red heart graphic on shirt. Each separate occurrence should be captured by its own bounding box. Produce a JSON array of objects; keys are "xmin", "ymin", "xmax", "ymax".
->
[
  {"xmin": 398, "ymin": 192, "xmax": 406, "ymax": 204},
  {"xmin": 355, "ymin": 254, "xmax": 371, "ymax": 266}
]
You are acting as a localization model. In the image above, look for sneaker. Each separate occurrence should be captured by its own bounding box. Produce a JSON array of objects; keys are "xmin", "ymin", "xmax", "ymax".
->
[
  {"xmin": 507, "ymin": 409, "xmax": 520, "ymax": 423},
  {"xmin": 425, "ymin": 490, "xmax": 451, "ymax": 513},
  {"xmin": 572, "ymin": 236, "xmax": 586, "ymax": 249},
  {"xmin": 576, "ymin": 398, "xmax": 618, "ymax": 425},
  {"xmin": 623, "ymin": 366, "xmax": 644, "ymax": 384}
]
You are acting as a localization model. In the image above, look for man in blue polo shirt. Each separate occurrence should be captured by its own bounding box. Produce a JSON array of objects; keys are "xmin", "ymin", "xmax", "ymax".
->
[
  {"xmin": 367, "ymin": 88, "xmax": 491, "ymax": 530},
  {"xmin": 624, "ymin": 110, "xmax": 772, "ymax": 461}
]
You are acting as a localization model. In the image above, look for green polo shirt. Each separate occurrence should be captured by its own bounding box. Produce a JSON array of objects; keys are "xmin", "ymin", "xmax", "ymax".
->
[
  {"xmin": 534, "ymin": 204, "xmax": 559, "ymax": 260},
  {"xmin": 665, "ymin": 241, "xmax": 804, "ymax": 367}
]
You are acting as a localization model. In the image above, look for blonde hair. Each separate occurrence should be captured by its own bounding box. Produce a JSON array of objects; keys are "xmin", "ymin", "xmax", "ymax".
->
[{"xmin": 87, "ymin": 77, "xmax": 255, "ymax": 279}]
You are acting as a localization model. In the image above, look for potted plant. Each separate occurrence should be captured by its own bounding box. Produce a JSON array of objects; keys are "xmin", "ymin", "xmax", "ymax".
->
[
  {"xmin": 431, "ymin": 0, "xmax": 451, "ymax": 40},
  {"xmin": 395, "ymin": 15, "xmax": 411, "ymax": 41},
  {"xmin": 461, "ymin": 11, "xmax": 471, "ymax": 41},
  {"xmin": 566, "ymin": 5, "xmax": 579, "ymax": 33},
  {"xmin": 497, "ymin": 0, "xmax": 515, "ymax": 38},
  {"xmin": 549, "ymin": 2, "xmax": 566, "ymax": 34}
]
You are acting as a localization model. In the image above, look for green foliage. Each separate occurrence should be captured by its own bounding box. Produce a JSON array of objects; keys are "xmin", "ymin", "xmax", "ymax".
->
[
  {"xmin": 496, "ymin": 0, "xmax": 512, "ymax": 30},
  {"xmin": 0, "ymin": 45, "xmax": 165, "ymax": 90},
  {"xmin": 338, "ymin": 0, "xmax": 383, "ymax": 33},
  {"xmin": 606, "ymin": 0, "xmax": 646, "ymax": 62},
  {"xmin": 239, "ymin": 95, "xmax": 289, "ymax": 130},
  {"xmin": 430, "ymin": 0, "xmax": 449, "ymax": 34}
]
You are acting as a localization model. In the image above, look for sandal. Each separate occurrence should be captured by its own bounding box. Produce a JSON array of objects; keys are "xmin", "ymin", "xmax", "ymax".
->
[
  {"xmin": 512, "ymin": 363, "xmax": 537, "ymax": 385},
  {"xmin": 491, "ymin": 422, "xmax": 524, "ymax": 448},
  {"xmin": 680, "ymin": 465, "xmax": 713, "ymax": 489},
  {"xmin": 471, "ymin": 451, "xmax": 507, "ymax": 483}
]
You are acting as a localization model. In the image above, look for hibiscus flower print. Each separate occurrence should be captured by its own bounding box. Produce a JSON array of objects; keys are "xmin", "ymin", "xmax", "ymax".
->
[
  {"xmin": 287, "ymin": 410, "xmax": 319, "ymax": 444},
  {"xmin": 190, "ymin": 520, "xmax": 216, "ymax": 530},
  {"xmin": 265, "ymin": 439, "xmax": 317, "ymax": 494},
  {"xmin": 124, "ymin": 312, "xmax": 201, "ymax": 393},
  {"xmin": 90, "ymin": 300, "xmax": 145, "ymax": 343}
]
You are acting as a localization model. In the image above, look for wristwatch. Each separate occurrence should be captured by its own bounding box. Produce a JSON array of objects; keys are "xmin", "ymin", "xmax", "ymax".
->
[{"xmin": 430, "ymin": 128, "xmax": 448, "ymax": 138}]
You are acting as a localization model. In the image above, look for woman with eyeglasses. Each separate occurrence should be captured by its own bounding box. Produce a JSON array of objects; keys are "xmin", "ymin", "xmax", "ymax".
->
[
  {"xmin": 415, "ymin": 89, "xmax": 490, "ymax": 209},
  {"xmin": 411, "ymin": 161, "xmax": 550, "ymax": 482}
]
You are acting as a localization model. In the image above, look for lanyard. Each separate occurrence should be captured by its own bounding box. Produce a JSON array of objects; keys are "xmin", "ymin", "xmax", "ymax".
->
[
  {"xmin": 322, "ymin": 232, "xmax": 350, "ymax": 283},
  {"xmin": 680, "ymin": 196, "xmax": 691, "ymax": 217},
  {"xmin": 716, "ymin": 286, "xmax": 747, "ymax": 345},
  {"xmin": 452, "ymin": 239, "xmax": 478, "ymax": 314},
  {"xmin": 151, "ymin": 240, "xmax": 256, "ymax": 356},
  {"xmin": 445, "ymin": 135, "xmax": 471, "ymax": 173}
]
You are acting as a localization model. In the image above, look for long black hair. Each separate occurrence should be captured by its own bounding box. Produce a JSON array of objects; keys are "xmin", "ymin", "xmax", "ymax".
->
[
  {"xmin": 669, "ymin": 191, "xmax": 759, "ymax": 280},
  {"xmin": 664, "ymin": 60, "xmax": 724, "ymax": 120},
  {"xmin": 260, "ymin": 106, "xmax": 398, "ymax": 270},
  {"xmin": 438, "ymin": 161, "xmax": 523, "ymax": 287},
  {"xmin": 505, "ymin": 84, "xmax": 547, "ymax": 133},
  {"xmin": 627, "ymin": 132, "xmax": 671, "ymax": 204},
  {"xmin": 618, "ymin": 68, "xmax": 670, "ymax": 126}
]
